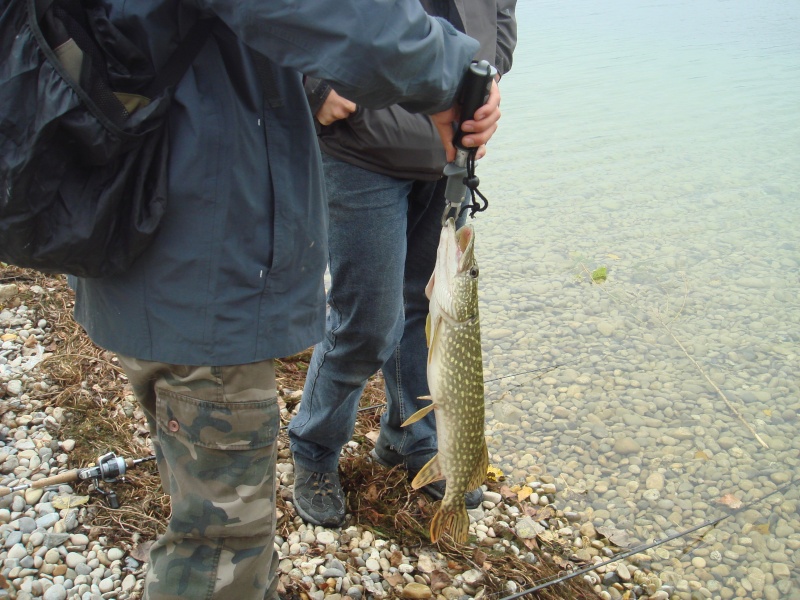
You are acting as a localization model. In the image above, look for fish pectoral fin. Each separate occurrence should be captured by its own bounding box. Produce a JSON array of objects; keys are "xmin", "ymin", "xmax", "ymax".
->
[
  {"xmin": 466, "ymin": 439, "xmax": 490, "ymax": 491},
  {"xmin": 427, "ymin": 314, "xmax": 442, "ymax": 361},
  {"xmin": 401, "ymin": 403, "xmax": 435, "ymax": 427},
  {"xmin": 425, "ymin": 313, "xmax": 431, "ymax": 348},
  {"xmin": 410, "ymin": 454, "xmax": 445, "ymax": 489},
  {"xmin": 430, "ymin": 504, "xmax": 469, "ymax": 544}
]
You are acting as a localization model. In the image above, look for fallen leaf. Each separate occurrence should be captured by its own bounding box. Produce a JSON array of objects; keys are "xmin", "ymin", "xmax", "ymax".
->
[
  {"xmin": 762, "ymin": 408, "xmax": 772, "ymax": 417},
  {"xmin": 694, "ymin": 450, "xmax": 710, "ymax": 461},
  {"xmin": 523, "ymin": 505, "xmax": 555, "ymax": 521},
  {"xmin": 523, "ymin": 538, "xmax": 537, "ymax": 550},
  {"xmin": 364, "ymin": 484, "xmax": 381, "ymax": 503},
  {"xmin": 753, "ymin": 523, "xmax": 771, "ymax": 535},
  {"xmin": 499, "ymin": 485, "xmax": 517, "ymax": 500},
  {"xmin": 52, "ymin": 495, "xmax": 90, "ymax": 509},
  {"xmin": 591, "ymin": 266, "xmax": 607, "ymax": 284},
  {"xmin": 384, "ymin": 573, "xmax": 404, "ymax": 586},
  {"xmin": 486, "ymin": 466, "xmax": 505, "ymax": 482},
  {"xmin": 537, "ymin": 530, "xmax": 557, "ymax": 543},
  {"xmin": 596, "ymin": 525, "xmax": 631, "ymax": 548},
  {"xmin": 430, "ymin": 569, "xmax": 452, "ymax": 592},
  {"xmin": 129, "ymin": 541, "xmax": 153, "ymax": 563},
  {"xmin": 716, "ymin": 494, "xmax": 743, "ymax": 510},
  {"xmin": 552, "ymin": 554, "xmax": 570, "ymax": 569},
  {"xmin": 607, "ymin": 253, "xmax": 622, "ymax": 260},
  {"xmin": 516, "ymin": 486, "xmax": 534, "ymax": 502}
]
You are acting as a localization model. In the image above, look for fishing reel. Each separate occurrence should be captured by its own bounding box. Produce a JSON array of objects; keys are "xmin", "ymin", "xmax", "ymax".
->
[
  {"xmin": 79, "ymin": 452, "xmax": 156, "ymax": 508},
  {"xmin": 78, "ymin": 452, "xmax": 128, "ymax": 482}
]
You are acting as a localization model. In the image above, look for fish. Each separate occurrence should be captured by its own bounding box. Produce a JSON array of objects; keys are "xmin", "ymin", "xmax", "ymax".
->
[{"xmin": 402, "ymin": 217, "xmax": 488, "ymax": 544}]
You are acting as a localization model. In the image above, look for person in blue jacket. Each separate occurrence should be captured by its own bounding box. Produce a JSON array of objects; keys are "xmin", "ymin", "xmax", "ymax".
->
[
  {"xmin": 70, "ymin": 0, "xmax": 498, "ymax": 597},
  {"xmin": 289, "ymin": 0, "xmax": 516, "ymax": 528}
]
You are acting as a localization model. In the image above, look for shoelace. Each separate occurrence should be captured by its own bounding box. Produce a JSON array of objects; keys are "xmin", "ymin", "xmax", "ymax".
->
[{"xmin": 306, "ymin": 471, "xmax": 340, "ymax": 498}]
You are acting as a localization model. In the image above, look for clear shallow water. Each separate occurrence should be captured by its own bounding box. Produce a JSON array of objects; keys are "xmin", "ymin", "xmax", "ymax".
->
[{"xmin": 478, "ymin": 0, "xmax": 800, "ymax": 595}]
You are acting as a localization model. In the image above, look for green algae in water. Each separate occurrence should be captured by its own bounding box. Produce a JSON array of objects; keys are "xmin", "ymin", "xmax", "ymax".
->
[{"xmin": 591, "ymin": 266, "xmax": 608, "ymax": 284}]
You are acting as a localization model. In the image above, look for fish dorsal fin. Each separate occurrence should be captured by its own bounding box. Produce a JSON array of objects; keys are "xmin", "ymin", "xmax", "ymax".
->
[
  {"xmin": 410, "ymin": 454, "xmax": 445, "ymax": 489},
  {"xmin": 401, "ymin": 402, "xmax": 435, "ymax": 427},
  {"xmin": 466, "ymin": 439, "xmax": 489, "ymax": 491}
]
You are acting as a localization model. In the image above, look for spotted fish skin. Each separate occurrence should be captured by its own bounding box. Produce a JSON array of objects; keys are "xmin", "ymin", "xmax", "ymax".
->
[{"xmin": 404, "ymin": 217, "xmax": 488, "ymax": 544}]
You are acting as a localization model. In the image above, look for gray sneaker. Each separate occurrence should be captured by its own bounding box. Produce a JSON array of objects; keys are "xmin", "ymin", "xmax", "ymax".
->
[
  {"xmin": 369, "ymin": 448, "xmax": 483, "ymax": 509},
  {"xmin": 292, "ymin": 464, "xmax": 346, "ymax": 528}
]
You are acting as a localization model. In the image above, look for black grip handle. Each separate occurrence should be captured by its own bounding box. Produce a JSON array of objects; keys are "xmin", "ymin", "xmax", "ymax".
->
[{"xmin": 453, "ymin": 60, "xmax": 497, "ymax": 150}]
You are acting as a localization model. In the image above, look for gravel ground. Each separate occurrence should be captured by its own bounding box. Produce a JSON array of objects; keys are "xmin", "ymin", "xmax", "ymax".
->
[{"xmin": 0, "ymin": 279, "xmax": 676, "ymax": 600}]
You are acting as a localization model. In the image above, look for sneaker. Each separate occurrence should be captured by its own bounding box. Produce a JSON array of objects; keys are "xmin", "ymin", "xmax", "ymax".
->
[
  {"xmin": 292, "ymin": 464, "xmax": 346, "ymax": 528},
  {"xmin": 369, "ymin": 448, "xmax": 483, "ymax": 509}
]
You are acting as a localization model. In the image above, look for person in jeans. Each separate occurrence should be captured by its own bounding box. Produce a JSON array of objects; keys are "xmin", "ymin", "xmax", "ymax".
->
[
  {"xmin": 289, "ymin": 0, "xmax": 517, "ymax": 528},
  {"xmin": 70, "ymin": 0, "xmax": 485, "ymax": 597}
]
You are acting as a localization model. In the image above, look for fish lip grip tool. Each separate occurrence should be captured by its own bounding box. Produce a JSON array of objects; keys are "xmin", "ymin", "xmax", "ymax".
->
[{"xmin": 442, "ymin": 59, "xmax": 498, "ymax": 226}]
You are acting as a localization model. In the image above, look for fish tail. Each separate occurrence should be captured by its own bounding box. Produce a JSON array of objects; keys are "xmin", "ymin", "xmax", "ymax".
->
[{"xmin": 430, "ymin": 501, "xmax": 469, "ymax": 544}]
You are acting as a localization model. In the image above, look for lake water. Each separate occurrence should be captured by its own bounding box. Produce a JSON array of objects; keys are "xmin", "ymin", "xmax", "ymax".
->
[{"xmin": 477, "ymin": 1, "xmax": 800, "ymax": 597}]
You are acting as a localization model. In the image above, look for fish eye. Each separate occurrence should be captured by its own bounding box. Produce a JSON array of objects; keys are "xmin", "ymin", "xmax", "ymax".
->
[{"xmin": 469, "ymin": 266, "xmax": 479, "ymax": 279}]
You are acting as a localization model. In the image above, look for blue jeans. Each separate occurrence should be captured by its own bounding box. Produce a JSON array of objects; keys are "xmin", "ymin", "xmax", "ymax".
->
[{"xmin": 289, "ymin": 154, "xmax": 463, "ymax": 473}]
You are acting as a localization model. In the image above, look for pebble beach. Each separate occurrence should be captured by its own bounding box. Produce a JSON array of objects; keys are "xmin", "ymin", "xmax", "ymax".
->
[{"xmin": 1, "ymin": 279, "xmax": 667, "ymax": 600}]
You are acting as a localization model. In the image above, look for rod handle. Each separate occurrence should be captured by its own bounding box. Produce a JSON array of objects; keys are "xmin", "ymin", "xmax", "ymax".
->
[{"xmin": 453, "ymin": 60, "xmax": 497, "ymax": 150}]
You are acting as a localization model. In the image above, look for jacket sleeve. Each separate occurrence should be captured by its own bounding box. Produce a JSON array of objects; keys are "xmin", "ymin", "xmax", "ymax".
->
[
  {"xmin": 303, "ymin": 77, "xmax": 332, "ymax": 117},
  {"xmin": 495, "ymin": 0, "xmax": 518, "ymax": 77},
  {"xmin": 193, "ymin": 0, "xmax": 479, "ymax": 114}
]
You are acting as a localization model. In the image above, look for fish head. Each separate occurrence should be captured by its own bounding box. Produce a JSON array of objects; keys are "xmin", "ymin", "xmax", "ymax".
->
[{"xmin": 426, "ymin": 218, "xmax": 479, "ymax": 323}]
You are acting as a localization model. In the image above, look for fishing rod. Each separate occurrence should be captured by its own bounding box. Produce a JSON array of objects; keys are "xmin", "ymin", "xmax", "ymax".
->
[
  {"xmin": 0, "ymin": 451, "xmax": 156, "ymax": 508},
  {"xmin": 490, "ymin": 475, "xmax": 800, "ymax": 600}
]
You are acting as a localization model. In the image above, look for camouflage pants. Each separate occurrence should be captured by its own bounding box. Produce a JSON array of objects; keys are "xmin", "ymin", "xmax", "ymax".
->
[{"xmin": 117, "ymin": 355, "xmax": 280, "ymax": 600}]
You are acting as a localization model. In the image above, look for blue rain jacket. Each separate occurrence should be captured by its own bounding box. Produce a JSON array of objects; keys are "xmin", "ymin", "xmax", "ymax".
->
[{"xmin": 72, "ymin": 0, "xmax": 478, "ymax": 365}]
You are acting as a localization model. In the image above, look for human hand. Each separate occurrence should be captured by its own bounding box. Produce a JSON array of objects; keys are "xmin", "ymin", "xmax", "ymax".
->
[
  {"xmin": 431, "ymin": 79, "xmax": 501, "ymax": 162},
  {"xmin": 315, "ymin": 89, "xmax": 357, "ymax": 126},
  {"xmin": 459, "ymin": 78, "xmax": 501, "ymax": 159}
]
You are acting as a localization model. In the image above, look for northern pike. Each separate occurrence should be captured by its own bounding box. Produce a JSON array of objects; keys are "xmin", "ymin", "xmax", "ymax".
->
[{"xmin": 403, "ymin": 217, "xmax": 488, "ymax": 544}]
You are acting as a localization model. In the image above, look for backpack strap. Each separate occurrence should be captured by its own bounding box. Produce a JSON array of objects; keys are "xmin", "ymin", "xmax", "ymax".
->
[{"xmin": 144, "ymin": 18, "xmax": 216, "ymax": 99}]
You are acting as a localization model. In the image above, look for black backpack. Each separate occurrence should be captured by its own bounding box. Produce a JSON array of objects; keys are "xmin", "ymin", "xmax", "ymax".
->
[{"xmin": 0, "ymin": 0, "xmax": 212, "ymax": 277}]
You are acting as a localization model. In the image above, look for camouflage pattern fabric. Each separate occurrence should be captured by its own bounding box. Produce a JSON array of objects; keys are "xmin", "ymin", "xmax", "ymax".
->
[{"xmin": 117, "ymin": 355, "xmax": 280, "ymax": 600}]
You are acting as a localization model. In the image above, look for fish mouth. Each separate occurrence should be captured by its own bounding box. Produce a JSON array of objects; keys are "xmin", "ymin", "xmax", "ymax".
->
[{"xmin": 455, "ymin": 223, "xmax": 475, "ymax": 273}]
